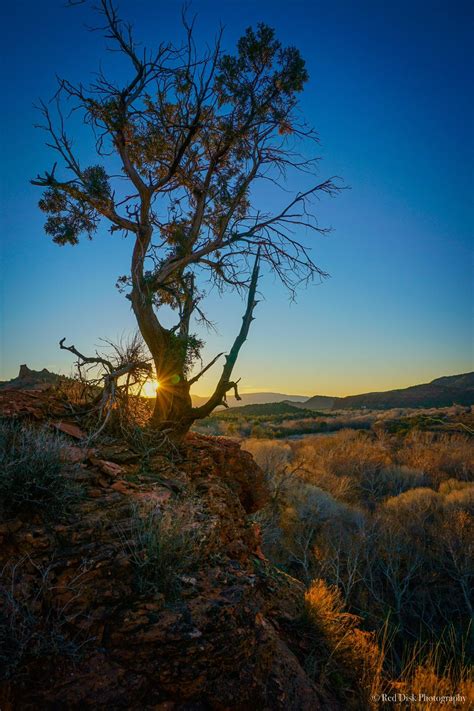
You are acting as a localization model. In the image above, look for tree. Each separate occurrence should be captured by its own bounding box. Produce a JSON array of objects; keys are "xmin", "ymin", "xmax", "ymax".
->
[{"xmin": 32, "ymin": 0, "xmax": 340, "ymax": 439}]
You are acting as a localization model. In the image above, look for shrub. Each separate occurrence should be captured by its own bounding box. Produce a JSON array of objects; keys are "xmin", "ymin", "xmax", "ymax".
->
[
  {"xmin": 358, "ymin": 465, "xmax": 428, "ymax": 506},
  {"xmin": 243, "ymin": 439, "xmax": 292, "ymax": 477},
  {"xmin": 383, "ymin": 486, "xmax": 440, "ymax": 516},
  {"xmin": 381, "ymin": 487, "xmax": 442, "ymax": 553},
  {"xmin": 442, "ymin": 485, "xmax": 474, "ymax": 512},
  {"xmin": 439, "ymin": 479, "xmax": 473, "ymax": 495},
  {"xmin": 292, "ymin": 430, "xmax": 391, "ymax": 507},
  {"xmin": 243, "ymin": 425, "xmax": 473, "ymax": 684},
  {"xmin": 0, "ymin": 419, "xmax": 80, "ymax": 519}
]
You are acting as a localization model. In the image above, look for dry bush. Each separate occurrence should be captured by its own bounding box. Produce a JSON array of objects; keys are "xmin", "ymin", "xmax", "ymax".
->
[
  {"xmin": 398, "ymin": 432, "xmax": 474, "ymax": 485},
  {"xmin": 244, "ymin": 439, "xmax": 303, "ymax": 566},
  {"xmin": 244, "ymin": 426, "xmax": 473, "ymax": 685},
  {"xmin": 378, "ymin": 485, "xmax": 473, "ymax": 628},
  {"xmin": 303, "ymin": 579, "xmax": 383, "ymax": 709},
  {"xmin": 367, "ymin": 465, "xmax": 428, "ymax": 500},
  {"xmin": 54, "ymin": 376, "xmax": 100, "ymax": 406},
  {"xmin": 383, "ymin": 487, "xmax": 441, "ymax": 519},
  {"xmin": 293, "ymin": 429, "xmax": 390, "ymax": 481},
  {"xmin": 57, "ymin": 334, "xmax": 154, "ymax": 439},
  {"xmin": 439, "ymin": 479, "xmax": 473, "ymax": 495},
  {"xmin": 243, "ymin": 438, "xmax": 292, "ymax": 476},
  {"xmin": 442, "ymin": 486, "xmax": 474, "ymax": 512},
  {"xmin": 248, "ymin": 441, "xmax": 363, "ymax": 581},
  {"xmin": 311, "ymin": 515, "xmax": 369, "ymax": 604},
  {"xmin": 435, "ymin": 508, "xmax": 473, "ymax": 620},
  {"xmin": 299, "ymin": 429, "xmax": 387, "ymax": 471},
  {"xmin": 292, "ymin": 430, "xmax": 395, "ymax": 507},
  {"xmin": 279, "ymin": 482, "xmax": 356, "ymax": 581},
  {"xmin": 380, "ymin": 488, "xmax": 443, "ymax": 575},
  {"xmin": 289, "ymin": 429, "xmax": 474, "ymax": 507}
]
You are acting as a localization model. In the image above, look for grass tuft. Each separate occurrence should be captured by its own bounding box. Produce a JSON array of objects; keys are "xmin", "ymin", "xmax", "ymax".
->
[
  {"xmin": 0, "ymin": 419, "xmax": 81, "ymax": 519},
  {"xmin": 119, "ymin": 497, "xmax": 206, "ymax": 599}
]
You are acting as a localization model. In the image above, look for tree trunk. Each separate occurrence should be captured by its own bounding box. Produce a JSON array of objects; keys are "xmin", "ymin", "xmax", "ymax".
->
[
  {"xmin": 150, "ymin": 368, "xmax": 194, "ymax": 437},
  {"xmin": 130, "ymin": 286, "xmax": 195, "ymax": 439}
]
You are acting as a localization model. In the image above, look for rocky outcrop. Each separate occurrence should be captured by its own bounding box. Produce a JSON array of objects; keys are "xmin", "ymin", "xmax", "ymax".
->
[
  {"xmin": 0, "ymin": 402, "xmax": 328, "ymax": 710},
  {"xmin": 0, "ymin": 365, "xmax": 63, "ymax": 391}
]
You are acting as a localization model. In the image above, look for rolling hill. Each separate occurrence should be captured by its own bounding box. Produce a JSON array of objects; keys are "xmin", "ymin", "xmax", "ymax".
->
[
  {"xmin": 303, "ymin": 372, "xmax": 474, "ymax": 411},
  {"xmin": 191, "ymin": 391, "xmax": 309, "ymax": 408}
]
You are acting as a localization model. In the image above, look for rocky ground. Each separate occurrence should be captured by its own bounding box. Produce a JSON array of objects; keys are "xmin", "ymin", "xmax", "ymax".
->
[{"xmin": 0, "ymin": 389, "xmax": 347, "ymax": 710}]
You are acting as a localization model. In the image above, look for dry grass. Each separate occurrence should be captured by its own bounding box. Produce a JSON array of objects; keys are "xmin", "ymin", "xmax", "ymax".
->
[
  {"xmin": 392, "ymin": 631, "xmax": 474, "ymax": 710},
  {"xmin": 303, "ymin": 579, "xmax": 383, "ymax": 709}
]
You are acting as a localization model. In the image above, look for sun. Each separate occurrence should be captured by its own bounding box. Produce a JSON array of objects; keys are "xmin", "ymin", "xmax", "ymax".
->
[{"xmin": 142, "ymin": 379, "xmax": 159, "ymax": 398}]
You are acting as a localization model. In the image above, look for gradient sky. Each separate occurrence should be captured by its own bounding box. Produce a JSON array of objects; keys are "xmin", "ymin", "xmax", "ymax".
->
[{"xmin": 1, "ymin": 0, "xmax": 473, "ymax": 397}]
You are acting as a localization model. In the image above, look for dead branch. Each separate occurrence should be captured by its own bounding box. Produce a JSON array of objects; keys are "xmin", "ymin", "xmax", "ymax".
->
[
  {"xmin": 193, "ymin": 250, "xmax": 260, "ymax": 417},
  {"xmin": 188, "ymin": 352, "xmax": 224, "ymax": 386},
  {"xmin": 59, "ymin": 336, "xmax": 152, "ymax": 437}
]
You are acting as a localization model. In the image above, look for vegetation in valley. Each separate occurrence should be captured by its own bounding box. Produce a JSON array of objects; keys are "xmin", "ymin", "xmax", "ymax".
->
[
  {"xmin": 245, "ymin": 424, "xmax": 474, "ymax": 702},
  {"xmin": 194, "ymin": 402, "xmax": 472, "ymax": 440}
]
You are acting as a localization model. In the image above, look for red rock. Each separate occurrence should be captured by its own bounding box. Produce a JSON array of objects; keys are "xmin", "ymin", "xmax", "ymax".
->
[
  {"xmin": 89, "ymin": 457, "xmax": 125, "ymax": 477},
  {"xmin": 110, "ymin": 480, "xmax": 134, "ymax": 494},
  {"xmin": 61, "ymin": 444, "xmax": 90, "ymax": 463},
  {"xmin": 52, "ymin": 421, "xmax": 87, "ymax": 439},
  {"xmin": 135, "ymin": 488, "xmax": 172, "ymax": 505}
]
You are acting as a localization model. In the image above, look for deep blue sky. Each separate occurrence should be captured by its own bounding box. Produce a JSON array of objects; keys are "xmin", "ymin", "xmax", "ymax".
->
[{"xmin": 1, "ymin": 0, "xmax": 472, "ymax": 396}]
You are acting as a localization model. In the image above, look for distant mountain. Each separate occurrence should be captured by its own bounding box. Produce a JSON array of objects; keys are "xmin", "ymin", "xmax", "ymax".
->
[
  {"xmin": 303, "ymin": 372, "xmax": 474, "ymax": 411},
  {"xmin": 191, "ymin": 392, "xmax": 308, "ymax": 408},
  {"xmin": 291, "ymin": 395, "xmax": 337, "ymax": 411}
]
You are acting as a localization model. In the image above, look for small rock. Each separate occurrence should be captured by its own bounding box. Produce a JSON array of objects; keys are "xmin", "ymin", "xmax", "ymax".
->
[
  {"xmin": 110, "ymin": 480, "xmax": 134, "ymax": 495},
  {"xmin": 89, "ymin": 458, "xmax": 125, "ymax": 477},
  {"xmin": 52, "ymin": 421, "xmax": 87, "ymax": 439}
]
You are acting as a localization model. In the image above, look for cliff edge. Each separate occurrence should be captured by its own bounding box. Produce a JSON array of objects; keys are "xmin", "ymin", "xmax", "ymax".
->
[{"xmin": 0, "ymin": 391, "xmax": 335, "ymax": 709}]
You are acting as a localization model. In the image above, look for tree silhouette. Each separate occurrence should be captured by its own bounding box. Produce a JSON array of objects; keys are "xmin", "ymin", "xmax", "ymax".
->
[{"xmin": 32, "ymin": 0, "xmax": 340, "ymax": 438}]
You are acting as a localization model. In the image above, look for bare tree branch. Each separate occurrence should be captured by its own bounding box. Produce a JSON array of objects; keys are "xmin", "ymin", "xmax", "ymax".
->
[
  {"xmin": 193, "ymin": 250, "xmax": 260, "ymax": 417},
  {"xmin": 188, "ymin": 352, "xmax": 224, "ymax": 386}
]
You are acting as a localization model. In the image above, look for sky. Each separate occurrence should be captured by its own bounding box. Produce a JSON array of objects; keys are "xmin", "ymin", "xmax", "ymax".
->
[{"xmin": 1, "ymin": 0, "xmax": 473, "ymax": 397}]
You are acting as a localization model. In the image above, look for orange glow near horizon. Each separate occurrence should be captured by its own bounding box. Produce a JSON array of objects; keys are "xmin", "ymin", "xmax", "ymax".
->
[{"xmin": 142, "ymin": 379, "xmax": 160, "ymax": 398}]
